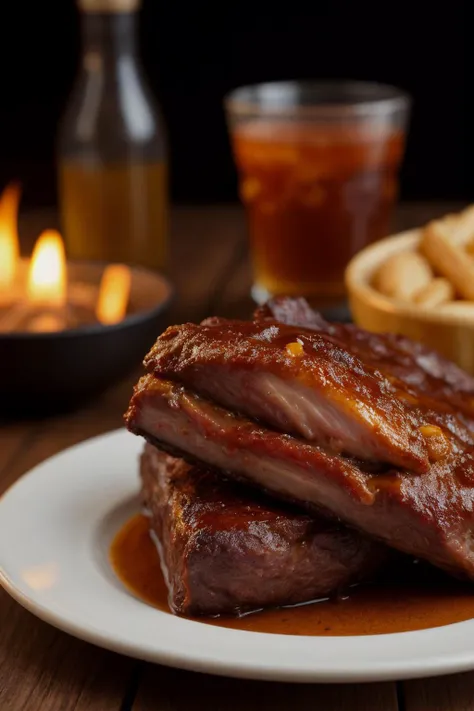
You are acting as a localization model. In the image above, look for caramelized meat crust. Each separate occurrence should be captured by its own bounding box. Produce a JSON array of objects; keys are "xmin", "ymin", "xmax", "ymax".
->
[
  {"xmin": 141, "ymin": 444, "xmax": 387, "ymax": 616},
  {"xmin": 144, "ymin": 320, "xmax": 430, "ymax": 472},
  {"xmin": 126, "ymin": 298, "xmax": 474, "ymax": 582},
  {"xmin": 256, "ymin": 296, "xmax": 474, "ymax": 425}
]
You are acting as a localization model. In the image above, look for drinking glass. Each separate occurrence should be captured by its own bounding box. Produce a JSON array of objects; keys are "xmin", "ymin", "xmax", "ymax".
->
[{"xmin": 225, "ymin": 81, "xmax": 410, "ymax": 311}]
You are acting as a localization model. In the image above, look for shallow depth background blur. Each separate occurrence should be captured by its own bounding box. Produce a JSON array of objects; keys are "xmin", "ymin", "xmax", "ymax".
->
[{"xmin": 0, "ymin": 0, "xmax": 469, "ymax": 209}]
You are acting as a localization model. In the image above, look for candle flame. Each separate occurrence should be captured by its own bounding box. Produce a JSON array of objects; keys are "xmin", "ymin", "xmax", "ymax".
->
[
  {"xmin": 0, "ymin": 182, "xmax": 21, "ymax": 289},
  {"xmin": 96, "ymin": 264, "xmax": 131, "ymax": 324},
  {"xmin": 27, "ymin": 229, "xmax": 66, "ymax": 306}
]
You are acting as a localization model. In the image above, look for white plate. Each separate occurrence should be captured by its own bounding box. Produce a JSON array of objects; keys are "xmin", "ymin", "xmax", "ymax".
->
[{"xmin": 1, "ymin": 429, "xmax": 474, "ymax": 683}]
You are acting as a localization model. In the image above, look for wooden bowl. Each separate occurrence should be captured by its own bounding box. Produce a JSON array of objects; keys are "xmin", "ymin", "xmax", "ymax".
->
[
  {"xmin": 345, "ymin": 228, "xmax": 474, "ymax": 374},
  {"xmin": 0, "ymin": 263, "xmax": 174, "ymax": 417}
]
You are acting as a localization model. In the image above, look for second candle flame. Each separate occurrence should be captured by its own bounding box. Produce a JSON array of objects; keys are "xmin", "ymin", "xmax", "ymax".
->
[{"xmin": 96, "ymin": 264, "xmax": 131, "ymax": 325}]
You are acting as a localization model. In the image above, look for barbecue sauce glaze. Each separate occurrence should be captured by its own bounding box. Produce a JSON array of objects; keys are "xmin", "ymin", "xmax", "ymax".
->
[{"xmin": 110, "ymin": 514, "xmax": 474, "ymax": 636}]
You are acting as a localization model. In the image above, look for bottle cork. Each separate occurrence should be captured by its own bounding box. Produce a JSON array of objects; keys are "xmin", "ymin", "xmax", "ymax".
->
[{"xmin": 78, "ymin": 0, "xmax": 140, "ymax": 12}]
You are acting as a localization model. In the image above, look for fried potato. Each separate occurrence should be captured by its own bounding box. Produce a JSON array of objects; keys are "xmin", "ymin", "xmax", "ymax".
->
[
  {"xmin": 442, "ymin": 205, "xmax": 474, "ymax": 245},
  {"xmin": 420, "ymin": 221, "xmax": 474, "ymax": 300},
  {"xmin": 374, "ymin": 251, "xmax": 433, "ymax": 302},
  {"xmin": 414, "ymin": 278, "xmax": 455, "ymax": 308}
]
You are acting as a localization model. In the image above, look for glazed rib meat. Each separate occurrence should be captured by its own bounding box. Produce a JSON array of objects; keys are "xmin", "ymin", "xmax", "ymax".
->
[
  {"xmin": 141, "ymin": 444, "xmax": 387, "ymax": 616},
  {"xmin": 127, "ymin": 375, "xmax": 474, "ymax": 580},
  {"xmin": 256, "ymin": 296, "xmax": 474, "ymax": 426},
  {"xmin": 125, "ymin": 304, "xmax": 474, "ymax": 581},
  {"xmin": 146, "ymin": 313, "xmax": 474, "ymax": 455},
  {"xmin": 143, "ymin": 321, "xmax": 430, "ymax": 472}
]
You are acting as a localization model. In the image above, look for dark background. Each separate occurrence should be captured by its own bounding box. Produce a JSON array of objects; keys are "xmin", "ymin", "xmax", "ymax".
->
[{"xmin": 0, "ymin": 0, "xmax": 470, "ymax": 209}]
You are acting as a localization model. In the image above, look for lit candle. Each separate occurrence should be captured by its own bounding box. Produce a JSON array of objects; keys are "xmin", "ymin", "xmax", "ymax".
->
[
  {"xmin": 0, "ymin": 182, "xmax": 132, "ymax": 334},
  {"xmin": 0, "ymin": 183, "xmax": 21, "ymax": 302},
  {"xmin": 26, "ymin": 229, "xmax": 67, "ymax": 331}
]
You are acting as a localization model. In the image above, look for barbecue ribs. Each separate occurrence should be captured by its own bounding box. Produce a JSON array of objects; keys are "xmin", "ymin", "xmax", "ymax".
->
[{"xmin": 126, "ymin": 298, "xmax": 474, "ymax": 581}]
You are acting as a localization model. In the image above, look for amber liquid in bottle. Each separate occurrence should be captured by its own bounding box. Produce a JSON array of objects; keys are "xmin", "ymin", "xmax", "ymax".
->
[
  {"xmin": 59, "ymin": 161, "xmax": 167, "ymax": 269},
  {"xmin": 58, "ymin": 2, "xmax": 168, "ymax": 270}
]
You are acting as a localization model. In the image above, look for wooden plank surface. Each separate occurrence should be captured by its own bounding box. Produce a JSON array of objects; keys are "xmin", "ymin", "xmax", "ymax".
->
[
  {"xmin": 404, "ymin": 673, "xmax": 474, "ymax": 711},
  {"xmin": 0, "ymin": 424, "xmax": 34, "ymax": 477},
  {"xmin": 1, "ymin": 203, "xmax": 474, "ymax": 711},
  {"xmin": 0, "ymin": 593, "xmax": 135, "ymax": 711},
  {"xmin": 133, "ymin": 666, "xmax": 398, "ymax": 711}
]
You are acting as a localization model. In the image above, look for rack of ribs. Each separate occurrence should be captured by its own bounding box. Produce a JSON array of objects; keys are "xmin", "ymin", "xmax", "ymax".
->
[{"xmin": 126, "ymin": 298, "xmax": 474, "ymax": 582}]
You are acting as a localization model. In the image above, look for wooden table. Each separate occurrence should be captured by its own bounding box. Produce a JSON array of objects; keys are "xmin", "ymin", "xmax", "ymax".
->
[{"xmin": 1, "ymin": 203, "xmax": 474, "ymax": 711}]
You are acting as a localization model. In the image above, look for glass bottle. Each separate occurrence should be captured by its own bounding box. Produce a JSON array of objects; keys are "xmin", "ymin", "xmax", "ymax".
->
[{"xmin": 58, "ymin": 0, "xmax": 168, "ymax": 271}]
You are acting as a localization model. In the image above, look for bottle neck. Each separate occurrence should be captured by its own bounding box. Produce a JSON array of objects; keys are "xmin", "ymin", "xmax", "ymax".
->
[{"xmin": 80, "ymin": 12, "xmax": 138, "ymax": 63}]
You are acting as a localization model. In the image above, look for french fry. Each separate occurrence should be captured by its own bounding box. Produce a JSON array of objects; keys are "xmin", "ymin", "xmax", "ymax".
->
[
  {"xmin": 449, "ymin": 204, "xmax": 474, "ymax": 253},
  {"xmin": 420, "ymin": 220, "xmax": 474, "ymax": 300},
  {"xmin": 429, "ymin": 205, "xmax": 474, "ymax": 246},
  {"xmin": 444, "ymin": 205, "xmax": 474, "ymax": 245},
  {"xmin": 374, "ymin": 251, "xmax": 433, "ymax": 302},
  {"xmin": 414, "ymin": 277, "xmax": 455, "ymax": 308}
]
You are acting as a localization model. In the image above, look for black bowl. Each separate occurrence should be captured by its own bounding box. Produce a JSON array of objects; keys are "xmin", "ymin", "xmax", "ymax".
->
[{"xmin": 0, "ymin": 263, "xmax": 174, "ymax": 417}]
